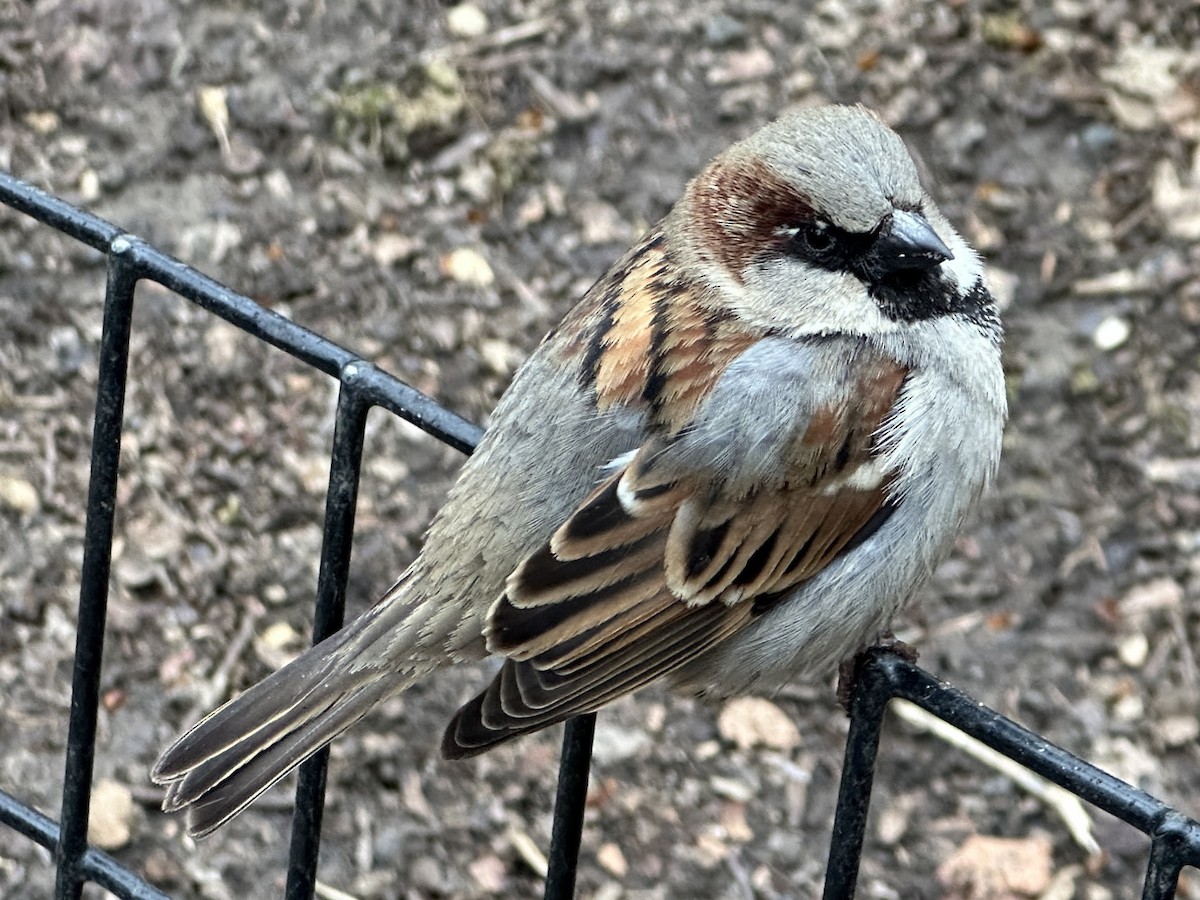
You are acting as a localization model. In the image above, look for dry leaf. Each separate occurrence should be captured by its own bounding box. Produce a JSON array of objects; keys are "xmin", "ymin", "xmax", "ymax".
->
[
  {"xmin": 717, "ymin": 697, "xmax": 801, "ymax": 751},
  {"xmin": 1100, "ymin": 46, "xmax": 1200, "ymax": 133},
  {"xmin": 937, "ymin": 834, "xmax": 1053, "ymax": 898}
]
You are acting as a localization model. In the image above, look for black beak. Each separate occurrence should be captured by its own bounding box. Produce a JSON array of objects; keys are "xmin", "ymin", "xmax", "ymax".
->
[{"xmin": 872, "ymin": 209, "xmax": 953, "ymax": 274}]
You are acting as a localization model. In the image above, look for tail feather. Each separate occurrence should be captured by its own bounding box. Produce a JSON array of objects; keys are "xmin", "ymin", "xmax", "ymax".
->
[
  {"xmin": 154, "ymin": 654, "xmax": 343, "ymax": 788},
  {"xmin": 153, "ymin": 586, "xmax": 425, "ymax": 837},
  {"xmin": 175, "ymin": 679, "xmax": 394, "ymax": 837}
]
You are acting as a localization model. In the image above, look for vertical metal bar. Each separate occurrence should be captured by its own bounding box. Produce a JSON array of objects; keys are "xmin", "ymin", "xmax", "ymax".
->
[
  {"xmin": 284, "ymin": 364, "xmax": 371, "ymax": 900},
  {"xmin": 55, "ymin": 237, "xmax": 139, "ymax": 900},
  {"xmin": 821, "ymin": 655, "xmax": 894, "ymax": 900},
  {"xmin": 1141, "ymin": 814, "xmax": 1187, "ymax": 900},
  {"xmin": 544, "ymin": 713, "xmax": 597, "ymax": 900}
]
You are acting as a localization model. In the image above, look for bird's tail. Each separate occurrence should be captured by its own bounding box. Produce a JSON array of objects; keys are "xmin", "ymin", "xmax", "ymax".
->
[{"xmin": 152, "ymin": 580, "xmax": 426, "ymax": 837}]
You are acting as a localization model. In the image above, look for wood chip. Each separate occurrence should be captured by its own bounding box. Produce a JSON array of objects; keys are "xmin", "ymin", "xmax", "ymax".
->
[{"xmin": 507, "ymin": 824, "xmax": 549, "ymax": 877}]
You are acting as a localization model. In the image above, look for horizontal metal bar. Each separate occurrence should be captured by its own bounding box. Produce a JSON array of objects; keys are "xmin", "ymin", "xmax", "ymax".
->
[
  {"xmin": 121, "ymin": 237, "xmax": 359, "ymax": 377},
  {"xmin": 876, "ymin": 655, "xmax": 1198, "ymax": 838},
  {"xmin": 0, "ymin": 171, "xmax": 122, "ymax": 252},
  {"xmin": 0, "ymin": 789, "xmax": 171, "ymax": 900},
  {"xmin": 0, "ymin": 175, "xmax": 483, "ymax": 457},
  {"xmin": 340, "ymin": 360, "xmax": 483, "ymax": 456}
]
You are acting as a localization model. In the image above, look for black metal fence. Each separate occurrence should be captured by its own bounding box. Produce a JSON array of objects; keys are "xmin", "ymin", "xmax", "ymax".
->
[{"xmin": 0, "ymin": 170, "xmax": 1197, "ymax": 900}]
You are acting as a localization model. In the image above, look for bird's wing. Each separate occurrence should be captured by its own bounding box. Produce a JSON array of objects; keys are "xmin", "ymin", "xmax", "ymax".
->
[{"xmin": 443, "ymin": 336, "xmax": 909, "ymax": 756}]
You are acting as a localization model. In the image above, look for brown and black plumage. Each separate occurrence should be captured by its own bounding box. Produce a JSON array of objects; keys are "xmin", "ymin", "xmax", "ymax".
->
[{"xmin": 153, "ymin": 105, "xmax": 1005, "ymax": 838}]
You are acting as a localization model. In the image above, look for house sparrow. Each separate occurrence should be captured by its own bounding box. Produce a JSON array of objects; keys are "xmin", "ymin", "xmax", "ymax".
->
[{"xmin": 153, "ymin": 104, "xmax": 1006, "ymax": 837}]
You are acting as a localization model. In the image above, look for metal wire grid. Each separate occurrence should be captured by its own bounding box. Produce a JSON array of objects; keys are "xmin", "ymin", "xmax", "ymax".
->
[{"xmin": 0, "ymin": 170, "xmax": 1197, "ymax": 900}]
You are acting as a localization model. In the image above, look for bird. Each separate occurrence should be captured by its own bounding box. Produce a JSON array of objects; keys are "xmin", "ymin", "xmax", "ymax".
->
[{"xmin": 152, "ymin": 104, "xmax": 1007, "ymax": 838}]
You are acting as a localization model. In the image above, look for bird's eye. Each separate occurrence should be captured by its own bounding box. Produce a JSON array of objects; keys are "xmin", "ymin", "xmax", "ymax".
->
[
  {"xmin": 799, "ymin": 223, "xmax": 834, "ymax": 253},
  {"xmin": 780, "ymin": 221, "xmax": 836, "ymax": 257}
]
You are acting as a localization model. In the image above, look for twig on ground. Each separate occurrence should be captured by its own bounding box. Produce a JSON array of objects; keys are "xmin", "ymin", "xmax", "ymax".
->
[{"xmin": 892, "ymin": 699, "xmax": 1100, "ymax": 856}]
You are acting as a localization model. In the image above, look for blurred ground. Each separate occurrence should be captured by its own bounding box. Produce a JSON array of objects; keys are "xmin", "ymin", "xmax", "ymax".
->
[{"xmin": 1, "ymin": 1, "xmax": 1199, "ymax": 898}]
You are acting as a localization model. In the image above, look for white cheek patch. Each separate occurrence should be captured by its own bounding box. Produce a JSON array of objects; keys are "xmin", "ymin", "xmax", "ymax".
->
[{"xmin": 739, "ymin": 262, "xmax": 902, "ymax": 338}]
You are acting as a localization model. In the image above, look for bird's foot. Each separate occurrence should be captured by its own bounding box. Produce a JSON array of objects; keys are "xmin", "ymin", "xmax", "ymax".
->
[{"xmin": 835, "ymin": 632, "xmax": 919, "ymax": 713}]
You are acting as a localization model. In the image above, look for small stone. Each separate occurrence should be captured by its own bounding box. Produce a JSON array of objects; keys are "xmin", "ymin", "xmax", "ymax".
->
[
  {"xmin": 446, "ymin": 3, "xmax": 489, "ymax": 39},
  {"xmin": 468, "ymin": 853, "xmax": 507, "ymax": 892},
  {"xmin": 23, "ymin": 111, "xmax": 59, "ymax": 134},
  {"xmin": 79, "ymin": 168, "xmax": 100, "ymax": 202},
  {"xmin": 710, "ymin": 775, "xmax": 755, "ymax": 802},
  {"xmin": 591, "ymin": 721, "xmax": 651, "ymax": 764},
  {"xmin": 88, "ymin": 779, "xmax": 135, "ymax": 850},
  {"xmin": 409, "ymin": 857, "xmax": 445, "ymax": 894},
  {"xmin": 694, "ymin": 739, "xmax": 721, "ymax": 761},
  {"xmin": 260, "ymin": 621, "xmax": 300, "ymax": 650},
  {"xmin": 264, "ymin": 168, "xmax": 293, "ymax": 200},
  {"xmin": 876, "ymin": 802, "xmax": 909, "ymax": 846},
  {"xmin": 577, "ymin": 201, "xmax": 631, "ymax": 245},
  {"xmin": 1112, "ymin": 692, "xmax": 1145, "ymax": 723},
  {"xmin": 115, "ymin": 550, "xmax": 157, "ymax": 590},
  {"xmin": 224, "ymin": 133, "xmax": 265, "ymax": 176},
  {"xmin": 263, "ymin": 583, "xmax": 288, "ymax": 605},
  {"xmin": 204, "ymin": 323, "xmax": 241, "ymax": 371},
  {"xmin": 478, "ymin": 338, "xmax": 521, "ymax": 376},
  {"xmin": 1120, "ymin": 578, "xmax": 1184, "ymax": 614},
  {"xmin": 256, "ymin": 621, "xmax": 304, "ymax": 668},
  {"xmin": 720, "ymin": 801, "xmax": 753, "ymax": 843},
  {"xmin": 1156, "ymin": 715, "xmax": 1199, "ymax": 748},
  {"xmin": 1092, "ymin": 315, "xmax": 1131, "ymax": 351},
  {"xmin": 1117, "ymin": 632, "xmax": 1149, "ymax": 668},
  {"xmin": 1146, "ymin": 458, "xmax": 1200, "ymax": 490},
  {"xmin": 369, "ymin": 234, "xmax": 417, "ymax": 270},
  {"xmin": 717, "ymin": 697, "xmax": 801, "ymax": 751},
  {"xmin": 440, "ymin": 247, "xmax": 494, "ymax": 287},
  {"xmin": 597, "ymin": 842, "xmax": 628, "ymax": 877},
  {"xmin": 0, "ymin": 474, "xmax": 38, "ymax": 515},
  {"xmin": 704, "ymin": 14, "xmax": 746, "ymax": 46},
  {"xmin": 708, "ymin": 47, "xmax": 775, "ymax": 85}
]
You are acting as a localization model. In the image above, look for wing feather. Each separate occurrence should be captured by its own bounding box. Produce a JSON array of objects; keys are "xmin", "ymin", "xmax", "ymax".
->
[{"xmin": 442, "ymin": 342, "xmax": 910, "ymax": 758}]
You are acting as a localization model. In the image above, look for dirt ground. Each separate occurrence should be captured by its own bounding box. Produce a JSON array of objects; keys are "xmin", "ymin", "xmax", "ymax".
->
[{"xmin": 1, "ymin": 1, "xmax": 1199, "ymax": 898}]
